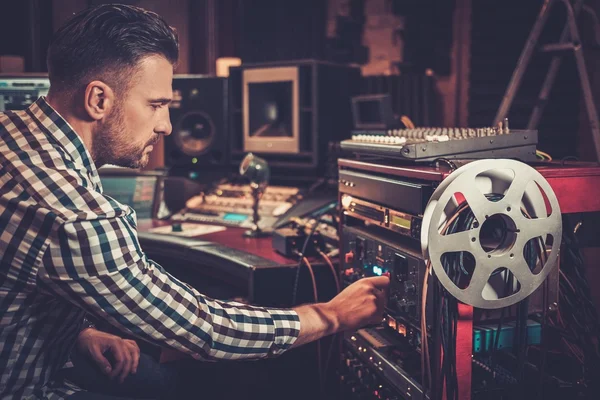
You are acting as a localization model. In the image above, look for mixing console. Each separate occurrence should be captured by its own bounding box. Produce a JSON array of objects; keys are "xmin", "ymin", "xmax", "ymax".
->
[
  {"xmin": 341, "ymin": 126, "xmax": 538, "ymax": 162},
  {"xmin": 171, "ymin": 183, "xmax": 299, "ymax": 229}
]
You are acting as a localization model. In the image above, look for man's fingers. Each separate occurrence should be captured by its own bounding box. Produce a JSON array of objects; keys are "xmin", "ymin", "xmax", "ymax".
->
[
  {"xmin": 373, "ymin": 286, "xmax": 387, "ymax": 305},
  {"xmin": 367, "ymin": 275, "xmax": 391, "ymax": 290},
  {"xmin": 89, "ymin": 345, "xmax": 112, "ymax": 375},
  {"xmin": 118, "ymin": 349, "xmax": 133, "ymax": 384},
  {"xmin": 125, "ymin": 340, "xmax": 140, "ymax": 374},
  {"xmin": 108, "ymin": 343, "xmax": 127, "ymax": 380}
]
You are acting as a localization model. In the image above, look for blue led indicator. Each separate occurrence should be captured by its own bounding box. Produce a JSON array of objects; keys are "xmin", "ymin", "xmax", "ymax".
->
[{"xmin": 372, "ymin": 266, "xmax": 383, "ymax": 276}]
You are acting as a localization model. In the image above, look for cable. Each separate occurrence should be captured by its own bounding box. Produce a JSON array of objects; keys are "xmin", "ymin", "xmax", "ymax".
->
[
  {"xmin": 401, "ymin": 115, "xmax": 415, "ymax": 129},
  {"xmin": 537, "ymin": 281, "xmax": 548, "ymax": 400},
  {"xmin": 536, "ymin": 150, "xmax": 553, "ymax": 161},
  {"xmin": 553, "ymin": 214, "xmax": 600, "ymax": 397},
  {"xmin": 438, "ymin": 199, "xmax": 478, "ymax": 400},
  {"xmin": 299, "ymin": 256, "xmax": 324, "ymax": 394},
  {"xmin": 321, "ymin": 333, "xmax": 340, "ymax": 397},
  {"xmin": 422, "ymin": 262, "xmax": 430, "ymax": 387},
  {"xmin": 421, "ymin": 260, "xmax": 432, "ymax": 393},
  {"xmin": 290, "ymin": 217, "xmax": 335, "ymax": 397},
  {"xmin": 317, "ymin": 250, "xmax": 340, "ymax": 294},
  {"xmin": 302, "ymin": 257, "xmax": 318, "ymax": 302},
  {"xmin": 560, "ymin": 155, "xmax": 579, "ymax": 166},
  {"xmin": 291, "ymin": 219, "xmax": 322, "ymax": 305},
  {"xmin": 436, "ymin": 192, "xmax": 545, "ymax": 398},
  {"xmin": 307, "ymin": 178, "xmax": 326, "ymax": 194},
  {"xmin": 433, "ymin": 158, "xmax": 458, "ymax": 172},
  {"xmin": 425, "ymin": 189, "xmax": 552, "ymax": 397},
  {"xmin": 422, "ymin": 202, "xmax": 470, "ymax": 398}
]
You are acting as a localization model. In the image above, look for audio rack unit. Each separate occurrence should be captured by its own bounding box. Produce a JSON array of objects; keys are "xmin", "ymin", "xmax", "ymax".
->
[
  {"xmin": 340, "ymin": 224, "xmax": 433, "ymax": 400},
  {"xmin": 341, "ymin": 225, "xmax": 432, "ymax": 329},
  {"xmin": 336, "ymin": 157, "xmax": 600, "ymax": 400},
  {"xmin": 341, "ymin": 194, "xmax": 423, "ymax": 242},
  {"xmin": 340, "ymin": 327, "xmax": 428, "ymax": 400}
]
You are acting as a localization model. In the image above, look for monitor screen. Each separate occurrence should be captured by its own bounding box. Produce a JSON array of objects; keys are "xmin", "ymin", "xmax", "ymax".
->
[
  {"xmin": 0, "ymin": 76, "xmax": 50, "ymax": 112},
  {"xmin": 100, "ymin": 176, "xmax": 158, "ymax": 220},
  {"xmin": 356, "ymin": 99, "xmax": 383, "ymax": 125},
  {"xmin": 248, "ymin": 81, "xmax": 293, "ymax": 138},
  {"xmin": 351, "ymin": 94, "xmax": 395, "ymax": 130},
  {"xmin": 243, "ymin": 67, "xmax": 299, "ymax": 154}
]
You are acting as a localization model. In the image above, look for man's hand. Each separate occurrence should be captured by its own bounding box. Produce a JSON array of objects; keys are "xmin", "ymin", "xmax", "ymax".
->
[
  {"xmin": 76, "ymin": 328, "xmax": 140, "ymax": 383},
  {"xmin": 292, "ymin": 275, "xmax": 390, "ymax": 347},
  {"xmin": 325, "ymin": 275, "xmax": 390, "ymax": 331}
]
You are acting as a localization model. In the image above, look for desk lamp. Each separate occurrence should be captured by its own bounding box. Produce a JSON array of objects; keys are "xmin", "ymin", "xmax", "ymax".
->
[{"xmin": 239, "ymin": 152, "xmax": 271, "ymax": 237}]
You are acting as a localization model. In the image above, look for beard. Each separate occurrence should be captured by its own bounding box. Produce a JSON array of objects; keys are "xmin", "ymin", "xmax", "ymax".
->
[{"xmin": 92, "ymin": 106, "xmax": 158, "ymax": 169}]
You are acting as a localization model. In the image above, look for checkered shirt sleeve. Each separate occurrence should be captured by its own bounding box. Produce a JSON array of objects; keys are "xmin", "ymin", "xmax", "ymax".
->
[{"xmin": 38, "ymin": 209, "xmax": 300, "ymax": 360}]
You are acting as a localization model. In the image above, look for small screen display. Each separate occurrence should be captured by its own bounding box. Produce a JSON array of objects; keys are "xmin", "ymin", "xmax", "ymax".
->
[
  {"xmin": 391, "ymin": 214, "xmax": 411, "ymax": 229},
  {"xmin": 223, "ymin": 213, "xmax": 248, "ymax": 222},
  {"xmin": 0, "ymin": 78, "xmax": 50, "ymax": 111},
  {"xmin": 356, "ymin": 99, "xmax": 382, "ymax": 125}
]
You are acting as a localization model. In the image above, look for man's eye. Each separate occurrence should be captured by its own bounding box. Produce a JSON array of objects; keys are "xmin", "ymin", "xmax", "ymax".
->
[{"xmin": 151, "ymin": 104, "xmax": 161, "ymax": 110}]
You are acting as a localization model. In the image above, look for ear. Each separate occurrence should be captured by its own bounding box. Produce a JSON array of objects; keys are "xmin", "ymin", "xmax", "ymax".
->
[{"xmin": 83, "ymin": 81, "xmax": 115, "ymax": 121}]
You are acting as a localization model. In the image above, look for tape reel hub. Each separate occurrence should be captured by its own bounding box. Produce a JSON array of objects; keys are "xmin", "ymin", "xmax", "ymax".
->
[{"xmin": 479, "ymin": 213, "xmax": 517, "ymax": 255}]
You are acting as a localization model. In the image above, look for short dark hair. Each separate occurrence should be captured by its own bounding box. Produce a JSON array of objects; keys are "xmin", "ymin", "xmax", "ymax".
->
[{"xmin": 47, "ymin": 4, "xmax": 178, "ymax": 92}]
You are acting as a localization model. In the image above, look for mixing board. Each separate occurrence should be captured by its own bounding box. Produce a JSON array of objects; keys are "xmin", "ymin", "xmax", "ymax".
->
[
  {"xmin": 340, "ymin": 126, "xmax": 538, "ymax": 162},
  {"xmin": 171, "ymin": 183, "xmax": 299, "ymax": 229}
]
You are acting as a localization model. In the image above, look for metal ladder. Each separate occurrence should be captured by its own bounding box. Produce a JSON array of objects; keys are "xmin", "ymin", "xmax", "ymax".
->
[{"xmin": 493, "ymin": 0, "xmax": 600, "ymax": 161}]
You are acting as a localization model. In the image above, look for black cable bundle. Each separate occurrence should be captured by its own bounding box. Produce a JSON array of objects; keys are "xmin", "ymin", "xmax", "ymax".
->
[
  {"xmin": 554, "ymin": 215, "xmax": 600, "ymax": 397},
  {"xmin": 439, "ymin": 194, "xmax": 540, "ymax": 399}
]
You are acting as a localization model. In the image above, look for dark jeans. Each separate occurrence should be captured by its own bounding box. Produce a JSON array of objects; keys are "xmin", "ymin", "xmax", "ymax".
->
[
  {"xmin": 62, "ymin": 349, "xmax": 182, "ymax": 400},
  {"xmin": 62, "ymin": 348, "xmax": 277, "ymax": 400}
]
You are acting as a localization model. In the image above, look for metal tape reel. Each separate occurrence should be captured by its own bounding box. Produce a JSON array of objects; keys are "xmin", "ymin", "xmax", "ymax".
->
[{"xmin": 420, "ymin": 159, "xmax": 562, "ymax": 309}]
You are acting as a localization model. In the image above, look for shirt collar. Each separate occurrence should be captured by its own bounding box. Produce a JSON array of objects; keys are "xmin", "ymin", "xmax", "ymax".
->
[{"xmin": 29, "ymin": 96, "xmax": 102, "ymax": 189}]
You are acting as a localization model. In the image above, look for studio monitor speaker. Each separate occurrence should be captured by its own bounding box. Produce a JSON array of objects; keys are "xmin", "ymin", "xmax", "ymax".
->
[{"xmin": 165, "ymin": 75, "xmax": 229, "ymax": 176}]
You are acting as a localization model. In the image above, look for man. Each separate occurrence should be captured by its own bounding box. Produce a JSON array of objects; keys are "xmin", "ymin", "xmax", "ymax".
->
[{"xmin": 0, "ymin": 4, "xmax": 390, "ymax": 399}]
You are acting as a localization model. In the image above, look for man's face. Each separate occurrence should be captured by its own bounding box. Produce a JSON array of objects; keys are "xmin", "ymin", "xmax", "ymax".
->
[{"xmin": 94, "ymin": 55, "xmax": 173, "ymax": 168}]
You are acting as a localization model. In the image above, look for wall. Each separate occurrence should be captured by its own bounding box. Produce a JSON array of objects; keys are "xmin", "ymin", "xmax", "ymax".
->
[
  {"xmin": 53, "ymin": 0, "xmax": 189, "ymax": 74},
  {"xmin": 327, "ymin": 0, "xmax": 404, "ymax": 76},
  {"xmin": 327, "ymin": 0, "xmax": 470, "ymax": 127}
]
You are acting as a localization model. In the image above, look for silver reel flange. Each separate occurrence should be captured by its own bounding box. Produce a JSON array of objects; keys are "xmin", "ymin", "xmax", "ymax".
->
[{"xmin": 421, "ymin": 159, "xmax": 562, "ymax": 309}]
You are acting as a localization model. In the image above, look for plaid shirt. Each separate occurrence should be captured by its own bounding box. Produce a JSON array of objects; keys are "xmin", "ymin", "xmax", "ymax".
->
[{"xmin": 0, "ymin": 97, "xmax": 300, "ymax": 399}]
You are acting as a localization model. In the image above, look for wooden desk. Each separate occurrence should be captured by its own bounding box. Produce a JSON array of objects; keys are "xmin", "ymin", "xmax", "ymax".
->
[
  {"xmin": 138, "ymin": 219, "xmax": 337, "ymax": 307},
  {"xmin": 141, "ymin": 220, "xmax": 293, "ymax": 264}
]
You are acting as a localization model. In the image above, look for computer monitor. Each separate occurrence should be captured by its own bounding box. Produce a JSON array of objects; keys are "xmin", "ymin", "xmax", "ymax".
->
[
  {"xmin": 0, "ymin": 75, "xmax": 50, "ymax": 112},
  {"xmin": 243, "ymin": 66, "xmax": 300, "ymax": 154},
  {"xmin": 351, "ymin": 94, "xmax": 396, "ymax": 130},
  {"xmin": 99, "ymin": 170, "xmax": 163, "ymax": 220}
]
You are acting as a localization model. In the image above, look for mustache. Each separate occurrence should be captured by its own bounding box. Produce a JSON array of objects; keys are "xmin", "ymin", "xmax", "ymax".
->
[{"xmin": 145, "ymin": 135, "xmax": 160, "ymax": 147}]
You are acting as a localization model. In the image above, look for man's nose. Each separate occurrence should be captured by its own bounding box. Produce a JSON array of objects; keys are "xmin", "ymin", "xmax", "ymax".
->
[{"xmin": 156, "ymin": 109, "xmax": 172, "ymax": 136}]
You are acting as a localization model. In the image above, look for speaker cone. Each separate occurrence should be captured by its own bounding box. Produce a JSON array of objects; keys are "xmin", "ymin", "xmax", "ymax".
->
[{"xmin": 173, "ymin": 111, "xmax": 215, "ymax": 156}]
